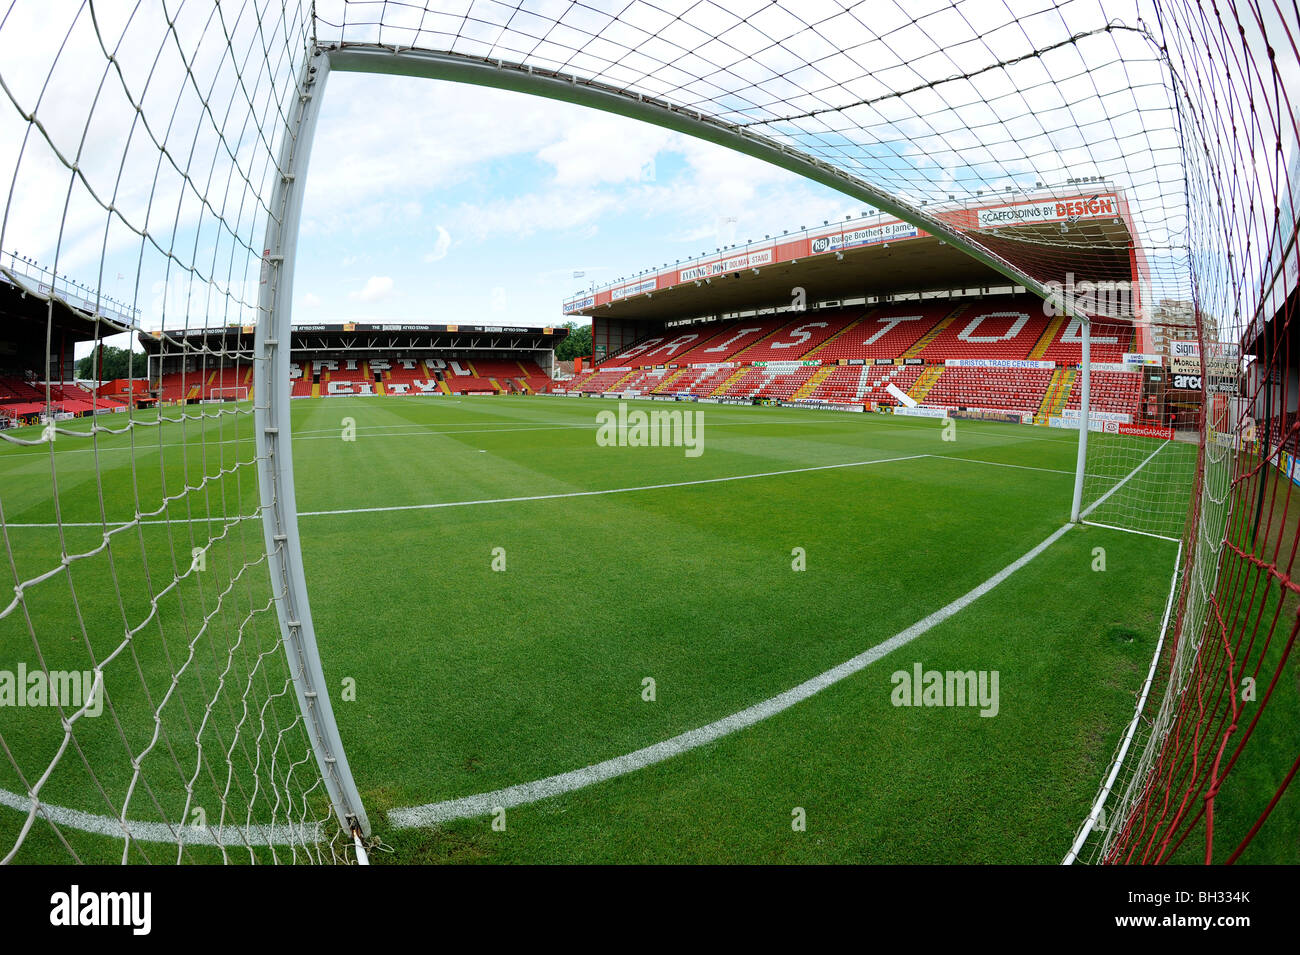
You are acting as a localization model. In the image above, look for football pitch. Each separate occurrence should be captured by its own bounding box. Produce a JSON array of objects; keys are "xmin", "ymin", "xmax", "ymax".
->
[{"xmin": 0, "ymin": 395, "xmax": 1223, "ymax": 862}]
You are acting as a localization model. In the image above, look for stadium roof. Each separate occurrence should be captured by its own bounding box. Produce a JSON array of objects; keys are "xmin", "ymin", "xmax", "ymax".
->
[
  {"xmin": 564, "ymin": 185, "xmax": 1141, "ymax": 322},
  {"xmin": 139, "ymin": 321, "xmax": 569, "ymax": 353},
  {"xmin": 1, "ymin": 250, "xmax": 140, "ymax": 346}
]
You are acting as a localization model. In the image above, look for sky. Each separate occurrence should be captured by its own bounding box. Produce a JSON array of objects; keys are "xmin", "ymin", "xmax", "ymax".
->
[{"xmin": 291, "ymin": 70, "xmax": 864, "ymax": 331}]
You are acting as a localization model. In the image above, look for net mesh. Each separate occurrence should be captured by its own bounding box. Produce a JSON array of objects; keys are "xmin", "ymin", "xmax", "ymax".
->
[
  {"xmin": 0, "ymin": 0, "xmax": 1295, "ymax": 864},
  {"xmin": 0, "ymin": 1, "xmax": 350, "ymax": 863}
]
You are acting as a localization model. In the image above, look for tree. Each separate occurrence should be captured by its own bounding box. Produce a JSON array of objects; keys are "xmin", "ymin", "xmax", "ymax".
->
[
  {"xmin": 554, "ymin": 321, "xmax": 591, "ymax": 362},
  {"xmin": 76, "ymin": 345, "xmax": 143, "ymax": 382}
]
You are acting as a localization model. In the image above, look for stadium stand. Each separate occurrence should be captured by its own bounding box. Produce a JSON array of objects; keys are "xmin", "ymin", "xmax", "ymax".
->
[
  {"xmin": 919, "ymin": 366, "xmax": 1056, "ymax": 413},
  {"xmin": 1039, "ymin": 317, "xmax": 1137, "ymax": 364},
  {"xmin": 811, "ymin": 304, "xmax": 950, "ymax": 361},
  {"xmin": 0, "ymin": 375, "xmax": 129, "ymax": 422},
  {"xmin": 724, "ymin": 318, "xmax": 843, "ymax": 363},
  {"xmin": 552, "ymin": 291, "xmax": 1154, "ymax": 420},
  {"xmin": 1062, "ymin": 370, "xmax": 1143, "ymax": 416},
  {"xmin": 915, "ymin": 300, "xmax": 1048, "ymax": 361}
]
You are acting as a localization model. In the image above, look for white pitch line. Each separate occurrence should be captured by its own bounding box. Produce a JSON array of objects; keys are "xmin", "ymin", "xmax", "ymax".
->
[
  {"xmin": 1080, "ymin": 518, "xmax": 1181, "ymax": 544},
  {"xmin": 926, "ymin": 454, "xmax": 1076, "ymax": 476},
  {"xmin": 0, "ymin": 446, "xmax": 1179, "ymax": 842},
  {"xmin": 0, "ymin": 786, "xmax": 320, "ymax": 848},
  {"xmin": 294, "ymin": 454, "xmax": 930, "ymax": 517},
  {"xmin": 1063, "ymin": 540, "xmax": 1183, "ymax": 864},
  {"xmin": 0, "ymin": 504, "xmax": 1073, "ymax": 846},
  {"xmin": 389, "ymin": 520, "xmax": 1076, "ymax": 829},
  {"xmin": 0, "ymin": 455, "xmax": 926, "ymax": 528},
  {"xmin": 0, "ymin": 453, "xmax": 1072, "ymax": 528},
  {"xmin": 1080, "ymin": 439, "xmax": 1168, "ymax": 519},
  {"xmin": 0, "ymin": 416, "xmax": 887, "ymax": 459}
]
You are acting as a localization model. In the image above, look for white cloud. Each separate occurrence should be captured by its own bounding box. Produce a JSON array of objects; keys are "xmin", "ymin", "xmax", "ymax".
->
[
  {"xmin": 350, "ymin": 276, "xmax": 395, "ymax": 303},
  {"xmin": 451, "ymin": 190, "xmax": 621, "ymax": 242},
  {"xmin": 537, "ymin": 119, "xmax": 676, "ymax": 186},
  {"xmin": 300, "ymin": 292, "xmax": 322, "ymax": 308},
  {"xmin": 424, "ymin": 226, "xmax": 452, "ymax": 262}
]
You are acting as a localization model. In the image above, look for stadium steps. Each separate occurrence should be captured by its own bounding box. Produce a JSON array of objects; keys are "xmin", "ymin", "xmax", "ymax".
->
[
  {"xmin": 437, "ymin": 379, "xmax": 451, "ymax": 394},
  {"xmin": 1034, "ymin": 367, "xmax": 1076, "ymax": 424},
  {"xmin": 515, "ymin": 362, "xmax": 536, "ymax": 392},
  {"xmin": 710, "ymin": 367, "xmax": 749, "ymax": 396},
  {"xmin": 653, "ymin": 368, "xmax": 689, "ymax": 393},
  {"xmin": 803, "ymin": 312, "xmax": 870, "ymax": 358},
  {"xmin": 907, "ymin": 365, "xmax": 945, "ymax": 403},
  {"xmin": 902, "ymin": 304, "xmax": 966, "ymax": 358},
  {"xmin": 311, "ymin": 382, "xmax": 320, "ymax": 397},
  {"xmin": 791, "ymin": 366, "xmax": 833, "ymax": 400},
  {"xmin": 1028, "ymin": 315, "xmax": 1066, "ymax": 359}
]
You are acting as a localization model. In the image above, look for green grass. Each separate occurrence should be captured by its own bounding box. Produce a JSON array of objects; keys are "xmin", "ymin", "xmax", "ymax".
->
[{"xmin": 0, "ymin": 395, "xmax": 1292, "ymax": 863}]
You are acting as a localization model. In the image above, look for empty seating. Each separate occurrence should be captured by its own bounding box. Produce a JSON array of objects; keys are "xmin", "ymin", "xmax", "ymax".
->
[
  {"xmin": 0, "ymin": 376, "xmax": 129, "ymax": 419},
  {"xmin": 1040, "ymin": 318, "xmax": 1136, "ymax": 364},
  {"xmin": 920, "ymin": 366, "xmax": 1054, "ymax": 412},
  {"xmin": 1063, "ymin": 370, "xmax": 1142, "ymax": 417},
  {"xmin": 917, "ymin": 299, "xmax": 1051, "ymax": 361},
  {"xmin": 810, "ymin": 304, "xmax": 949, "ymax": 361},
  {"xmin": 565, "ymin": 367, "xmax": 633, "ymax": 393},
  {"xmin": 805, "ymin": 365, "xmax": 868, "ymax": 403},
  {"xmin": 735, "ymin": 318, "xmax": 845, "ymax": 363}
]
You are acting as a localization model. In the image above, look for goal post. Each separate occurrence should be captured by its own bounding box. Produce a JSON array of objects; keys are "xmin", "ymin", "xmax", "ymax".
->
[
  {"xmin": 255, "ymin": 48, "xmax": 370, "ymax": 840},
  {"xmin": 1070, "ymin": 316, "xmax": 1091, "ymax": 524}
]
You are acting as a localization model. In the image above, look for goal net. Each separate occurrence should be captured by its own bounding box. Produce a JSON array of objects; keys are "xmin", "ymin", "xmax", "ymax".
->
[
  {"xmin": 0, "ymin": 0, "xmax": 1295, "ymax": 865},
  {"xmin": 0, "ymin": 2, "xmax": 363, "ymax": 864}
]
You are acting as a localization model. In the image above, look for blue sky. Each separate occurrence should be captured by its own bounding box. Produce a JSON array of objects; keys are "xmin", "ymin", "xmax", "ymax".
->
[{"xmin": 291, "ymin": 71, "xmax": 866, "ymax": 330}]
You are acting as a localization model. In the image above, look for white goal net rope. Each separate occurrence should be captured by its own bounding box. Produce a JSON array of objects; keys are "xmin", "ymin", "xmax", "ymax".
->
[
  {"xmin": 0, "ymin": 1, "xmax": 351, "ymax": 863},
  {"xmin": 0, "ymin": 0, "xmax": 1294, "ymax": 864}
]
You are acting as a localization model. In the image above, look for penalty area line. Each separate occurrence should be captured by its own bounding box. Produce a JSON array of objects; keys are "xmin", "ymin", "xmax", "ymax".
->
[
  {"xmin": 296, "ymin": 453, "xmax": 930, "ymax": 517},
  {"xmin": 388, "ymin": 520, "xmax": 1075, "ymax": 829},
  {"xmin": 0, "ymin": 455, "xmax": 929, "ymax": 527}
]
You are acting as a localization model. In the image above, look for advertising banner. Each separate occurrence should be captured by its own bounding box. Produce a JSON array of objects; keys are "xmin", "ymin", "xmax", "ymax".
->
[
  {"xmin": 1048, "ymin": 415, "xmax": 1108, "ymax": 432},
  {"xmin": 610, "ymin": 278, "xmax": 656, "ymax": 301},
  {"xmin": 892, "ymin": 406, "xmax": 948, "ymax": 419},
  {"xmin": 809, "ymin": 219, "xmax": 920, "ymax": 254},
  {"xmin": 948, "ymin": 409, "xmax": 1028, "ymax": 424},
  {"xmin": 1059, "ymin": 408, "xmax": 1132, "ymax": 423},
  {"xmin": 679, "ymin": 247, "xmax": 774, "ymax": 282},
  {"xmin": 976, "ymin": 194, "xmax": 1119, "ymax": 229},
  {"xmin": 945, "ymin": 358, "xmax": 1055, "ymax": 369},
  {"xmin": 1118, "ymin": 423, "xmax": 1175, "ymax": 440},
  {"xmin": 1122, "ymin": 353, "xmax": 1163, "ymax": 366}
]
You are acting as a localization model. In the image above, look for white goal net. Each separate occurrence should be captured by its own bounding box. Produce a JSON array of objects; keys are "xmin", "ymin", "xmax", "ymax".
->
[
  {"xmin": 0, "ymin": 1, "xmax": 362, "ymax": 864},
  {"xmin": 0, "ymin": 0, "xmax": 1294, "ymax": 866}
]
